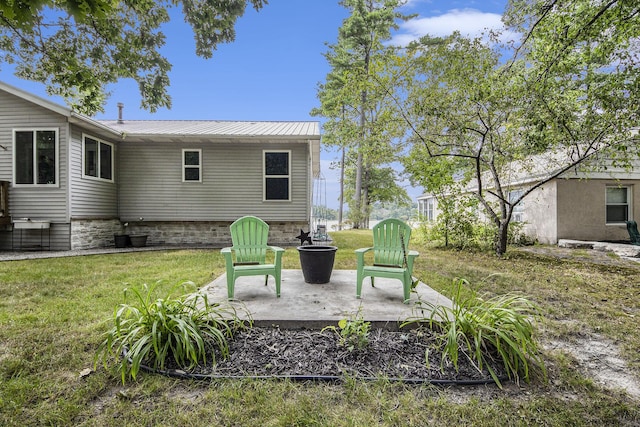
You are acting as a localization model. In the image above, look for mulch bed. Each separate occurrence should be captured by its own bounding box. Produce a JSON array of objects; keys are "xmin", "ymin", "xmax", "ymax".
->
[{"xmin": 157, "ymin": 327, "xmax": 506, "ymax": 384}]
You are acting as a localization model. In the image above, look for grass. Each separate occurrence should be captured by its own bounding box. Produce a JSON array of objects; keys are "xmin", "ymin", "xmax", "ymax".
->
[{"xmin": 0, "ymin": 231, "xmax": 639, "ymax": 426}]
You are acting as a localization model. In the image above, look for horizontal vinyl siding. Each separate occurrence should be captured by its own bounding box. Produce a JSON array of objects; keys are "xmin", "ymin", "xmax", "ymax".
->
[
  {"xmin": 0, "ymin": 90, "xmax": 69, "ymax": 223},
  {"xmin": 69, "ymin": 125, "xmax": 118, "ymax": 218},
  {"xmin": 117, "ymin": 141, "xmax": 310, "ymax": 221}
]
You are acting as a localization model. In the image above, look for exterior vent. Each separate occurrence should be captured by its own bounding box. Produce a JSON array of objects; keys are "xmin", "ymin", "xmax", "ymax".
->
[{"xmin": 117, "ymin": 103, "xmax": 124, "ymax": 124}]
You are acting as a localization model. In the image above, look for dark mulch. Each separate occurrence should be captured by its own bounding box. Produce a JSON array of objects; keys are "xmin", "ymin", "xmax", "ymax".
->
[{"xmin": 158, "ymin": 327, "xmax": 506, "ymax": 384}]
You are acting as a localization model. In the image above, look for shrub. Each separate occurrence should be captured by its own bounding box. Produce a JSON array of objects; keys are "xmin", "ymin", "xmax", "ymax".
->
[
  {"xmin": 95, "ymin": 281, "xmax": 248, "ymax": 383},
  {"xmin": 323, "ymin": 308, "xmax": 371, "ymax": 352},
  {"xmin": 404, "ymin": 278, "xmax": 546, "ymax": 387}
]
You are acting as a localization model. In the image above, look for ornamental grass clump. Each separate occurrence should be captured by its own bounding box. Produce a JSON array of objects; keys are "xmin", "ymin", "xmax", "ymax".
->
[
  {"xmin": 95, "ymin": 281, "xmax": 248, "ymax": 383},
  {"xmin": 404, "ymin": 278, "xmax": 546, "ymax": 387}
]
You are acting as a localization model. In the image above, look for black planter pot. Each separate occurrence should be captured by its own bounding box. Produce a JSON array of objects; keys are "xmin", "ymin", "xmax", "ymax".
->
[
  {"xmin": 114, "ymin": 234, "xmax": 130, "ymax": 248},
  {"xmin": 130, "ymin": 235, "xmax": 148, "ymax": 247},
  {"xmin": 297, "ymin": 245, "xmax": 338, "ymax": 284}
]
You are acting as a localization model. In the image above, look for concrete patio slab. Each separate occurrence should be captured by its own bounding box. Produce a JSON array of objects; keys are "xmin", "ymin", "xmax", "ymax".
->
[
  {"xmin": 559, "ymin": 239, "xmax": 640, "ymax": 259},
  {"xmin": 202, "ymin": 269, "xmax": 453, "ymax": 330}
]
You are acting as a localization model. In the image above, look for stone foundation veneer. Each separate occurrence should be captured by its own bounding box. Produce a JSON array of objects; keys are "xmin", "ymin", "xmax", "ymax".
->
[
  {"xmin": 70, "ymin": 219, "xmax": 123, "ymax": 250},
  {"xmin": 71, "ymin": 219, "xmax": 309, "ymax": 249}
]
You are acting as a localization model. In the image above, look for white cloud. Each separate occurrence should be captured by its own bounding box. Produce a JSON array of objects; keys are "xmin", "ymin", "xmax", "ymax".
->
[{"xmin": 391, "ymin": 8, "xmax": 505, "ymax": 45}]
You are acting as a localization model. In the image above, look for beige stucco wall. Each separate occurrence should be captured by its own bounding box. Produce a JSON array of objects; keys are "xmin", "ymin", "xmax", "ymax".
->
[
  {"xmin": 556, "ymin": 178, "xmax": 639, "ymax": 242},
  {"xmin": 520, "ymin": 181, "xmax": 558, "ymax": 244}
]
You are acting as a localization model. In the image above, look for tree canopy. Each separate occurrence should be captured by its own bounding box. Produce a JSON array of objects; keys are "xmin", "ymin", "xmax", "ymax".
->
[
  {"xmin": 380, "ymin": 0, "xmax": 640, "ymax": 255},
  {"xmin": 0, "ymin": 0, "xmax": 266, "ymax": 114}
]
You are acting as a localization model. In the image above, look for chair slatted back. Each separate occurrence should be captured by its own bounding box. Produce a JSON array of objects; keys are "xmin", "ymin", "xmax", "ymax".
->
[
  {"xmin": 371, "ymin": 219, "xmax": 411, "ymax": 268},
  {"xmin": 230, "ymin": 216, "xmax": 270, "ymax": 264}
]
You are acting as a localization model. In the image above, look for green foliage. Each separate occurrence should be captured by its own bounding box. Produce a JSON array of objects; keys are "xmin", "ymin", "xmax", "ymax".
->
[
  {"xmin": 323, "ymin": 308, "xmax": 371, "ymax": 352},
  {"xmin": 0, "ymin": 0, "xmax": 266, "ymax": 114},
  {"xmin": 416, "ymin": 214, "xmax": 534, "ymax": 252},
  {"xmin": 95, "ymin": 280, "xmax": 248, "ymax": 384},
  {"xmin": 404, "ymin": 278, "xmax": 546, "ymax": 387}
]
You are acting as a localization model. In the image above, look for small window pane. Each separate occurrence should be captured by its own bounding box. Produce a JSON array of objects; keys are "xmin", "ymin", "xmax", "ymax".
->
[
  {"xmin": 37, "ymin": 131, "xmax": 56, "ymax": 184},
  {"xmin": 15, "ymin": 131, "xmax": 34, "ymax": 184},
  {"xmin": 606, "ymin": 205, "xmax": 628, "ymax": 222},
  {"xmin": 184, "ymin": 151, "xmax": 200, "ymax": 166},
  {"xmin": 100, "ymin": 142, "xmax": 112, "ymax": 180},
  {"xmin": 606, "ymin": 187, "xmax": 627, "ymax": 204},
  {"xmin": 265, "ymin": 152, "xmax": 288, "ymax": 175},
  {"xmin": 85, "ymin": 138, "xmax": 98, "ymax": 177},
  {"xmin": 266, "ymin": 177, "xmax": 289, "ymax": 200},
  {"xmin": 184, "ymin": 168, "xmax": 200, "ymax": 181}
]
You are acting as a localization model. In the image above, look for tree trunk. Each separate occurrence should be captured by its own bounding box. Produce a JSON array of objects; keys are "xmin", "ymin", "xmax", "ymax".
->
[
  {"xmin": 354, "ymin": 149, "xmax": 363, "ymax": 229},
  {"xmin": 495, "ymin": 220, "xmax": 509, "ymax": 256},
  {"xmin": 354, "ymin": 45, "xmax": 370, "ymax": 230},
  {"xmin": 338, "ymin": 146, "xmax": 345, "ymax": 230}
]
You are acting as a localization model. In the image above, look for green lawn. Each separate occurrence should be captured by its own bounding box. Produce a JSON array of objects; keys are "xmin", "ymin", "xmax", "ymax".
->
[{"xmin": 1, "ymin": 230, "xmax": 639, "ymax": 426}]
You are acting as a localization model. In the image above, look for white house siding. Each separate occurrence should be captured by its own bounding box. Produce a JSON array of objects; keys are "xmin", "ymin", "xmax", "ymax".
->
[
  {"xmin": 556, "ymin": 178, "xmax": 640, "ymax": 242},
  {"xmin": 116, "ymin": 140, "xmax": 310, "ymax": 222},
  {"xmin": 0, "ymin": 90, "xmax": 71, "ymax": 250}
]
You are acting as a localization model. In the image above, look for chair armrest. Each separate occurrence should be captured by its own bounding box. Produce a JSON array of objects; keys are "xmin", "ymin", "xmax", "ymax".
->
[
  {"xmin": 267, "ymin": 246, "xmax": 285, "ymax": 267},
  {"xmin": 355, "ymin": 247, "xmax": 373, "ymax": 264},
  {"xmin": 355, "ymin": 247, "xmax": 373, "ymax": 254},
  {"xmin": 221, "ymin": 247, "xmax": 234, "ymax": 270},
  {"xmin": 406, "ymin": 250, "xmax": 419, "ymax": 274}
]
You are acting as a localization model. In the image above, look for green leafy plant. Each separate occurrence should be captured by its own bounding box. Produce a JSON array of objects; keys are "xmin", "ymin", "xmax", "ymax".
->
[
  {"xmin": 404, "ymin": 278, "xmax": 546, "ymax": 387},
  {"xmin": 95, "ymin": 280, "xmax": 248, "ymax": 383},
  {"xmin": 323, "ymin": 308, "xmax": 371, "ymax": 352}
]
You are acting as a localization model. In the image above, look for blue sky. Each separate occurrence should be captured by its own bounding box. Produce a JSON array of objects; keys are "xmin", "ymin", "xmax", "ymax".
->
[{"xmin": 2, "ymin": 0, "xmax": 508, "ymax": 209}]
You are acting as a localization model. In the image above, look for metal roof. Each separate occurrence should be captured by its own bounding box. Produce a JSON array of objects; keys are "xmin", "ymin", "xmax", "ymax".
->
[{"xmin": 97, "ymin": 120, "xmax": 320, "ymax": 138}]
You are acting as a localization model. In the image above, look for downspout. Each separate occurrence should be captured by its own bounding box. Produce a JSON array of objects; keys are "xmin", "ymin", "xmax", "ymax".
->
[{"xmin": 65, "ymin": 120, "xmax": 72, "ymax": 250}]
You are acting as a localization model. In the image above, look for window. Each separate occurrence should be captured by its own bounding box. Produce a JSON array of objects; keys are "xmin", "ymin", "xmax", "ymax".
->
[
  {"xmin": 13, "ymin": 129, "xmax": 58, "ymax": 186},
  {"xmin": 264, "ymin": 150, "xmax": 290, "ymax": 201},
  {"xmin": 425, "ymin": 198, "xmax": 435, "ymax": 221},
  {"xmin": 182, "ymin": 149, "xmax": 202, "ymax": 182},
  {"xmin": 509, "ymin": 189, "xmax": 525, "ymax": 222},
  {"xmin": 606, "ymin": 186, "xmax": 631, "ymax": 224},
  {"xmin": 419, "ymin": 198, "xmax": 435, "ymax": 221},
  {"xmin": 83, "ymin": 135, "xmax": 113, "ymax": 181}
]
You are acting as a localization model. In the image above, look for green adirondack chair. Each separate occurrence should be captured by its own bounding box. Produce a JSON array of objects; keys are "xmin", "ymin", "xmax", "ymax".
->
[
  {"xmin": 221, "ymin": 216, "xmax": 284, "ymax": 300},
  {"xmin": 355, "ymin": 218, "xmax": 419, "ymax": 304}
]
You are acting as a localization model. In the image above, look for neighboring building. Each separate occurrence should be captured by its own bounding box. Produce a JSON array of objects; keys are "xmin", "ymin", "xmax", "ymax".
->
[
  {"xmin": 417, "ymin": 154, "xmax": 640, "ymax": 244},
  {"xmin": 0, "ymin": 81, "xmax": 321, "ymax": 250}
]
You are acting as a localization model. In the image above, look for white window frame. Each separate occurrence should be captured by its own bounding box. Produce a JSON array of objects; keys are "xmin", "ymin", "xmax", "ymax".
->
[
  {"xmin": 419, "ymin": 197, "xmax": 435, "ymax": 221},
  {"xmin": 182, "ymin": 149, "xmax": 202, "ymax": 183},
  {"xmin": 82, "ymin": 134, "xmax": 114, "ymax": 183},
  {"xmin": 12, "ymin": 128, "xmax": 59, "ymax": 187},
  {"xmin": 263, "ymin": 150, "xmax": 291, "ymax": 201},
  {"xmin": 606, "ymin": 186, "xmax": 632, "ymax": 224}
]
